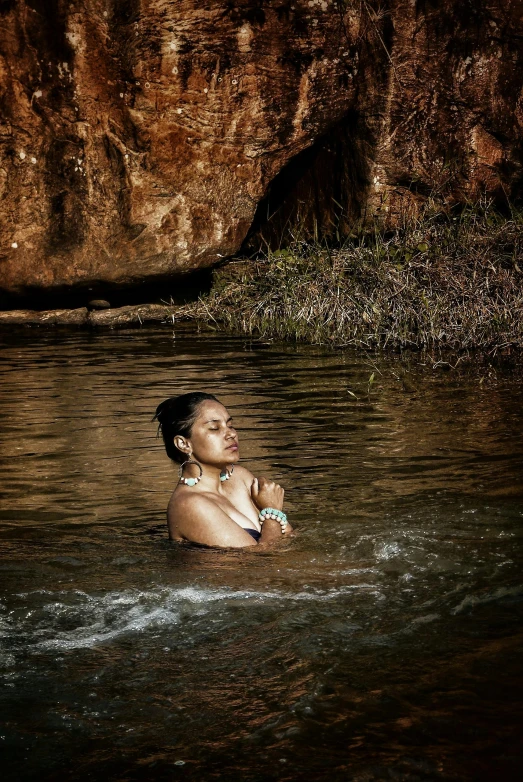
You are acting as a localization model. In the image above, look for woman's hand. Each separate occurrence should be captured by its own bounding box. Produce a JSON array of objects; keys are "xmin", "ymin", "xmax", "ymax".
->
[{"xmin": 250, "ymin": 477, "xmax": 284, "ymax": 511}]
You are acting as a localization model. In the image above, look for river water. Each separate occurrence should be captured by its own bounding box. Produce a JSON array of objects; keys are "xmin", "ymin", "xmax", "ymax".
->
[{"xmin": 1, "ymin": 327, "xmax": 522, "ymax": 781}]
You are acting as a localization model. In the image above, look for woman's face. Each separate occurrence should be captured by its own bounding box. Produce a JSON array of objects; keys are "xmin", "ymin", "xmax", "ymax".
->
[{"xmin": 184, "ymin": 400, "xmax": 239, "ymax": 466}]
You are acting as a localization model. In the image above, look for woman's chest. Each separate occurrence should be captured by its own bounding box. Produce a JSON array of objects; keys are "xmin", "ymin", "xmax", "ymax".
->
[{"xmin": 217, "ymin": 483, "xmax": 260, "ymax": 530}]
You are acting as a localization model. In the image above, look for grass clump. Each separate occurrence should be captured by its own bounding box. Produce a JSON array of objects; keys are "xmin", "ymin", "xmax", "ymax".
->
[{"xmin": 178, "ymin": 199, "xmax": 523, "ymax": 352}]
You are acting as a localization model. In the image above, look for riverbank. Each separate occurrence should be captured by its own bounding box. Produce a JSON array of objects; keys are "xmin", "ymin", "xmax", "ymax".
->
[
  {"xmin": 182, "ymin": 200, "xmax": 523, "ymax": 353},
  {"xmin": 2, "ymin": 201, "xmax": 521, "ymax": 354}
]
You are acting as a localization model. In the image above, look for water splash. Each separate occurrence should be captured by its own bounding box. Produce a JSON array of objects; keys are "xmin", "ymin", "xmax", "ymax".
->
[{"xmin": 2, "ymin": 583, "xmax": 381, "ymax": 652}]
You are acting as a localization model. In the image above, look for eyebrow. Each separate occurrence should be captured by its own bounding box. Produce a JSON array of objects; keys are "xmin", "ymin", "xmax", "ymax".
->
[{"xmin": 205, "ymin": 417, "xmax": 233, "ymax": 424}]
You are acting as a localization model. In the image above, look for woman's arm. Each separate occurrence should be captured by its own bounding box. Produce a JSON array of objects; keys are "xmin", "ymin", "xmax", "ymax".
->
[
  {"xmin": 169, "ymin": 494, "xmax": 290, "ymax": 549},
  {"xmin": 169, "ymin": 495, "xmax": 257, "ymax": 547},
  {"xmin": 251, "ymin": 476, "xmax": 293, "ymax": 537}
]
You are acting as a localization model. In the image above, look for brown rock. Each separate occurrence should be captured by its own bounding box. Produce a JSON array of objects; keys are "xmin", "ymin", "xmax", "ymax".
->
[
  {"xmin": 0, "ymin": 308, "xmax": 88, "ymax": 326},
  {"xmin": 88, "ymin": 303, "xmax": 175, "ymax": 326},
  {"xmin": 87, "ymin": 299, "xmax": 111, "ymax": 310},
  {"xmin": 0, "ymin": 1, "xmax": 521, "ymax": 296},
  {"xmin": 0, "ymin": 303, "xmax": 176, "ymax": 327}
]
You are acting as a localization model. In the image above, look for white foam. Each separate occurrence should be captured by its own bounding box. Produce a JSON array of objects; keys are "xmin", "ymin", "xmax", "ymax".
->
[
  {"xmin": 4, "ymin": 584, "xmax": 380, "ymax": 652},
  {"xmin": 374, "ymin": 541, "xmax": 403, "ymax": 561},
  {"xmin": 451, "ymin": 584, "xmax": 523, "ymax": 615}
]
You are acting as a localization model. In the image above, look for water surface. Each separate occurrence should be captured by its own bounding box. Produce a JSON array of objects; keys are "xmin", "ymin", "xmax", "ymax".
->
[{"xmin": 1, "ymin": 327, "xmax": 522, "ymax": 781}]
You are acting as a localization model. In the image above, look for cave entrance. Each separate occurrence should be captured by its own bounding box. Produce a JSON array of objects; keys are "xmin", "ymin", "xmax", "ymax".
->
[{"xmin": 241, "ymin": 109, "xmax": 373, "ymax": 253}]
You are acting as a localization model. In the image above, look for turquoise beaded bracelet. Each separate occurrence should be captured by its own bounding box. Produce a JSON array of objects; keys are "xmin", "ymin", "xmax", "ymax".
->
[{"xmin": 258, "ymin": 507, "xmax": 288, "ymax": 533}]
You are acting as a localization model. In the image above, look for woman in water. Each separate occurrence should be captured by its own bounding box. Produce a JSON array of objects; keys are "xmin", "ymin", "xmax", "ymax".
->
[{"xmin": 154, "ymin": 392, "xmax": 292, "ymax": 548}]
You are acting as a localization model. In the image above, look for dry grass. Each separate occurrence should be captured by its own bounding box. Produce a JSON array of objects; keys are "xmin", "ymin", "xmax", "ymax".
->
[{"xmin": 176, "ymin": 200, "xmax": 523, "ymax": 353}]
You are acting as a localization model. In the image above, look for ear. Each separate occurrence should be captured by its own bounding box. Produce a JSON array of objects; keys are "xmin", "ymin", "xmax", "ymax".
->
[{"xmin": 174, "ymin": 435, "xmax": 191, "ymax": 456}]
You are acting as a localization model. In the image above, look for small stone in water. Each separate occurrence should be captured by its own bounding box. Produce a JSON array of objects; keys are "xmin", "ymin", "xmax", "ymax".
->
[
  {"xmin": 49, "ymin": 556, "xmax": 84, "ymax": 568},
  {"xmin": 113, "ymin": 556, "xmax": 141, "ymax": 566},
  {"xmin": 285, "ymin": 726, "xmax": 300, "ymax": 736},
  {"xmin": 174, "ymin": 760, "xmax": 185, "ymax": 766}
]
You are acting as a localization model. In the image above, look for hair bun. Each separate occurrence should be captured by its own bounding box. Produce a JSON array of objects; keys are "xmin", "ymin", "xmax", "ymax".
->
[{"xmin": 153, "ymin": 392, "xmax": 219, "ymax": 464}]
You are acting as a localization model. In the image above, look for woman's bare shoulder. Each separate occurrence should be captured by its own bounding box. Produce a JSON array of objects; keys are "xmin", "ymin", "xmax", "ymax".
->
[
  {"xmin": 168, "ymin": 486, "xmax": 213, "ymax": 516},
  {"xmin": 168, "ymin": 489, "xmax": 216, "ymax": 537},
  {"xmin": 233, "ymin": 464, "xmax": 255, "ymax": 483},
  {"xmin": 168, "ymin": 489, "xmax": 257, "ymax": 547}
]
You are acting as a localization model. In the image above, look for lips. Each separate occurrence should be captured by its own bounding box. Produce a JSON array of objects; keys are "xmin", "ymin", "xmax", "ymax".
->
[{"xmin": 226, "ymin": 443, "xmax": 239, "ymax": 451}]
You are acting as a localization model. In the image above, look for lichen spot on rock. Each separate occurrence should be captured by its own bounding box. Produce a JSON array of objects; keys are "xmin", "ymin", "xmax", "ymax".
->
[{"xmin": 237, "ymin": 24, "xmax": 253, "ymax": 53}]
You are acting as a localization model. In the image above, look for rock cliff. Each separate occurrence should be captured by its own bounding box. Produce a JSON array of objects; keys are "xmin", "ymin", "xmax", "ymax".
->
[{"xmin": 0, "ymin": 1, "xmax": 522, "ymax": 296}]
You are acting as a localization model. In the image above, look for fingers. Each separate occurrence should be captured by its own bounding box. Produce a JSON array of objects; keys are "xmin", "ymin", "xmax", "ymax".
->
[
  {"xmin": 257, "ymin": 477, "xmax": 280, "ymax": 491},
  {"xmin": 252, "ymin": 476, "xmax": 284, "ymax": 510}
]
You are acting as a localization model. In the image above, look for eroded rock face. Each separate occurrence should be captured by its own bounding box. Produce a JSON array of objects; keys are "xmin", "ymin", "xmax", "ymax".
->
[
  {"xmin": 0, "ymin": 1, "xmax": 522, "ymax": 296},
  {"xmin": 248, "ymin": 0, "xmax": 523, "ymax": 243}
]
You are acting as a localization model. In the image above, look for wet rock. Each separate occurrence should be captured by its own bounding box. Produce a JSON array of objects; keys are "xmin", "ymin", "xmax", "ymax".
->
[
  {"xmin": 112, "ymin": 556, "xmax": 142, "ymax": 566},
  {"xmin": 88, "ymin": 303, "xmax": 175, "ymax": 327},
  {"xmin": 0, "ymin": 303, "xmax": 176, "ymax": 328},
  {"xmin": 87, "ymin": 299, "xmax": 111, "ymax": 310},
  {"xmin": 0, "ymin": 1, "xmax": 521, "ymax": 296},
  {"xmin": 0, "ymin": 308, "xmax": 89, "ymax": 326},
  {"xmin": 49, "ymin": 556, "xmax": 85, "ymax": 568}
]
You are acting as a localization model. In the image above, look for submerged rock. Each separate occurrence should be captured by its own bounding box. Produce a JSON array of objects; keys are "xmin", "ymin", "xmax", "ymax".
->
[{"xmin": 0, "ymin": 1, "xmax": 521, "ymax": 297}]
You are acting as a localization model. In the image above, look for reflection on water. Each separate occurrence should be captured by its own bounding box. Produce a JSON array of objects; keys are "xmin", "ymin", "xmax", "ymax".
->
[{"xmin": 0, "ymin": 327, "xmax": 522, "ymax": 781}]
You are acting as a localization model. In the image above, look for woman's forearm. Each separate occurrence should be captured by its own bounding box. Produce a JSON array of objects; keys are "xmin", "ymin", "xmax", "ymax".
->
[{"xmin": 257, "ymin": 517, "xmax": 292, "ymax": 546}]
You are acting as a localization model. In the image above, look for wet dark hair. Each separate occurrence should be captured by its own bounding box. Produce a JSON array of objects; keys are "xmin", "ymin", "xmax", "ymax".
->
[{"xmin": 153, "ymin": 392, "xmax": 220, "ymax": 464}]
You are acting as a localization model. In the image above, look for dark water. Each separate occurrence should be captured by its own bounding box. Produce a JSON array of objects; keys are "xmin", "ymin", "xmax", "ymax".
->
[{"xmin": 1, "ymin": 327, "xmax": 522, "ymax": 781}]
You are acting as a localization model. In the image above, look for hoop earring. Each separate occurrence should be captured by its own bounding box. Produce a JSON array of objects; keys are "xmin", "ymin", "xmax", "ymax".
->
[
  {"xmin": 179, "ymin": 459, "xmax": 203, "ymax": 486},
  {"xmin": 220, "ymin": 465, "xmax": 234, "ymax": 482}
]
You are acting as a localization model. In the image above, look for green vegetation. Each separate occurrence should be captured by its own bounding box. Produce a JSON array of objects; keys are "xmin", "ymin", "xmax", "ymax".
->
[{"xmin": 177, "ymin": 199, "xmax": 523, "ymax": 353}]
